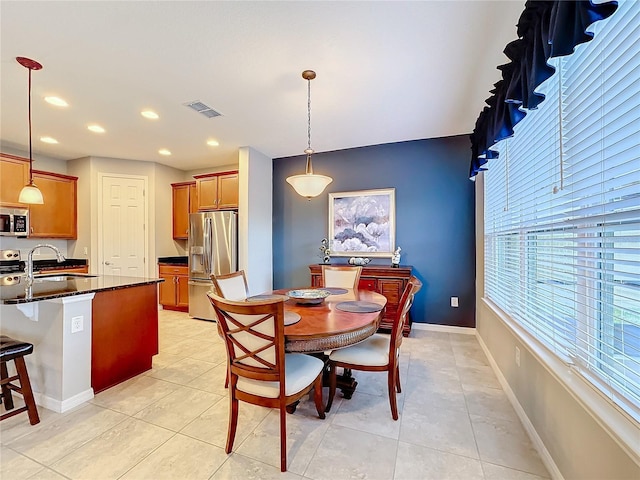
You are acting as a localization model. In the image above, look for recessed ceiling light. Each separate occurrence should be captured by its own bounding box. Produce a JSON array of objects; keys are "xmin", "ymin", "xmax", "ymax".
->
[
  {"xmin": 40, "ymin": 136, "xmax": 58, "ymax": 144},
  {"xmin": 44, "ymin": 96, "xmax": 68, "ymax": 107},
  {"xmin": 158, "ymin": 148, "xmax": 171, "ymax": 156},
  {"xmin": 141, "ymin": 110, "xmax": 159, "ymax": 119},
  {"xmin": 206, "ymin": 139, "xmax": 219, "ymax": 147},
  {"xmin": 88, "ymin": 124, "xmax": 105, "ymax": 133}
]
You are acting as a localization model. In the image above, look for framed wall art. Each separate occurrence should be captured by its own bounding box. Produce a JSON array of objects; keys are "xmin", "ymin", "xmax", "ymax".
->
[{"xmin": 328, "ymin": 188, "xmax": 396, "ymax": 257}]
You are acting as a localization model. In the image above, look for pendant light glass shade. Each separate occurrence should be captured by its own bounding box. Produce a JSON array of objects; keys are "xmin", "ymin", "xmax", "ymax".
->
[
  {"xmin": 16, "ymin": 56, "xmax": 44, "ymax": 205},
  {"xmin": 286, "ymin": 70, "xmax": 332, "ymax": 198},
  {"xmin": 19, "ymin": 182, "xmax": 44, "ymax": 204}
]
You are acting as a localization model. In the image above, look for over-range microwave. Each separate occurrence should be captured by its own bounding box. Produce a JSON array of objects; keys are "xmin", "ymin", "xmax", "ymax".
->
[{"xmin": 0, "ymin": 207, "xmax": 29, "ymax": 237}]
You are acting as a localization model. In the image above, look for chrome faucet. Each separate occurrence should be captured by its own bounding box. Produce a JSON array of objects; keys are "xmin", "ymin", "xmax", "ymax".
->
[{"xmin": 25, "ymin": 244, "xmax": 66, "ymax": 286}]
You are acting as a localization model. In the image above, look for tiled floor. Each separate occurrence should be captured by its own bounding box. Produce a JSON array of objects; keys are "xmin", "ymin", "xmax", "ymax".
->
[{"xmin": 1, "ymin": 310, "xmax": 550, "ymax": 479}]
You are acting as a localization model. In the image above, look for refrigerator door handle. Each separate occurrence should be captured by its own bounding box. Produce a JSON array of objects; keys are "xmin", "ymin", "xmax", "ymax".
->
[{"xmin": 204, "ymin": 217, "xmax": 212, "ymax": 275}]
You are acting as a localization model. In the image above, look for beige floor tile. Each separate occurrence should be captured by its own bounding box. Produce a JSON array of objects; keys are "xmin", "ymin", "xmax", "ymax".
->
[
  {"xmin": 406, "ymin": 355, "xmax": 460, "ymax": 382},
  {"xmin": 482, "ymin": 461, "xmax": 551, "ymax": 479},
  {"xmin": 235, "ymin": 399, "xmax": 330, "ymax": 475},
  {"xmin": 187, "ymin": 340, "xmax": 228, "ymax": 364},
  {"xmin": 134, "ymin": 386, "xmax": 223, "ymax": 431},
  {"xmin": 463, "ymin": 383, "xmax": 520, "ymax": 422},
  {"xmin": 303, "ymin": 424, "xmax": 398, "ymax": 480},
  {"xmin": 120, "ymin": 433, "xmax": 228, "ymax": 480},
  {"xmin": 394, "ymin": 441, "xmax": 484, "ymax": 480},
  {"xmin": 6, "ymin": 403, "xmax": 127, "ymax": 465},
  {"xmin": 452, "ymin": 344, "xmax": 490, "ymax": 368},
  {"xmin": 331, "ymin": 390, "xmax": 402, "ymax": 439},
  {"xmin": 458, "ymin": 364, "xmax": 502, "ymax": 389},
  {"xmin": 0, "ymin": 403, "xmax": 61, "ymax": 446},
  {"xmin": 471, "ymin": 414, "xmax": 548, "ymax": 477},
  {"xmin": 145, "ymin": 350, "xmax": 187, "ymax": 375},
  {"xmin": 0, "ymin": 445, "xmax": 45, "ymax": 480},
  {"xmin": 22, "ymin": 466, "xmax": 68, "ymax": 479},
  {"xmin": 50, "ymin": 417, "xmax": 174, "ymax": 479},
  {"xmin": 180, "ymin": 397, "xmax": 268, "ymax": 449},
  {"xmin": 90, "ymin": 374, "xmax": 179, "ymax": 415},
  {"xmin": 186, "ymin": 363, "xmax": 229, "ymax": 395},
  {"xmin": 399, "ymin": 404, "xmax": 479, "ymax": 459},
  {"xmin": 147, "ymin": 356, "xmax": 216, "ymax": 385},
  {"xmin": 403, "ymin": 370, "xmax": 467, "ymax": 413},
  {"xmin": 210, "ymin": 453, "xmax": 304, "ymax": 479}
]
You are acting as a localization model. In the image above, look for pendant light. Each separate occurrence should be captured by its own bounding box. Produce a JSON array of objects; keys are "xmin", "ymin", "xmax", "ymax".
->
[
  {"xmin": 286, "ymin": 70, "xmax": 332, "ymax": 198},
  {"xmin": 17, "ymin": 56, "xmax": 44, "ymax": 205}
]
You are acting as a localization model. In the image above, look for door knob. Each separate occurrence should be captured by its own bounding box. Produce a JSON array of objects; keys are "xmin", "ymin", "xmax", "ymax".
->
[{"xmin": 105, "ymin": 261, "xmax": 112, "ymax": 265}]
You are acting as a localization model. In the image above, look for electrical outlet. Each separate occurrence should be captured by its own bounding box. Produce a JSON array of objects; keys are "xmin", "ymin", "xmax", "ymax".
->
[
  {"xmin": 450, "ymin": 296, "xmax": 459, "ymax": 308},
  {"xmin": 83, "ymin": 246, "xmax": 88, "ymax": 255},
  {"xmin": 71, "ymin": 316, "xmax": 84, "ymax": 333},
  {"xmin": 515, "ymin": 346, "xmax": 521, "ymax": 367}
]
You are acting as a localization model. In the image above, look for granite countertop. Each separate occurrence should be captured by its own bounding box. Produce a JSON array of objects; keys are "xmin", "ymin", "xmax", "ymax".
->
[
  {"xmin": 157, "ymin": 256, "xmax": 188, "ymax": 265},
  {"xmin": 33, "ymin": 258, "xmax": 88, "ymax": 271},
  {"xmin": 1, "ymin": 274, "xmax": 163, "ymax": 305}
]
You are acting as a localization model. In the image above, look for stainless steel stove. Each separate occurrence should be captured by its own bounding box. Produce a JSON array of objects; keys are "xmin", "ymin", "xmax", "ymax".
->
[{"xmin": 0, "ymin": 249, "xmax": 25, "ymax": 286}]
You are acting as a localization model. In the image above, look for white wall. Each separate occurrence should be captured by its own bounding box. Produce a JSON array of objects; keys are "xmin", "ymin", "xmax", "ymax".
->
[
  {"xmin": 238, "ymin": 147, "xmax": 272, "ymax": 294},
  {"xmin": 474, "ymin": 174, "xmax": 640, "ymax": 479}
]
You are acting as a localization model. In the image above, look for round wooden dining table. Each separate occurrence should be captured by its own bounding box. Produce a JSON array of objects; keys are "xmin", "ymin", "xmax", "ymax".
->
[{"xmin": 268, "ymin": 288, "xmax": 387, "ymax": 353}]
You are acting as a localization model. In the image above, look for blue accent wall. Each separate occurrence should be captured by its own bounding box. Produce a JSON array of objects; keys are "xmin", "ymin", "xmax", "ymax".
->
[{"xmin": 273, "ymin": 135, "xmax": 475, "ymax": 328}]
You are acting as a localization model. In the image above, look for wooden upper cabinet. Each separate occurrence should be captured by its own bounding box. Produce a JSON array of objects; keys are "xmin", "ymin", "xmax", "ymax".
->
[
  {"xmin": 29, "ymin": 170, "xmax": 78, "ymax": 239},
  {"xmin": 171, "ymin": 181, "xmax": 196, "ymax": 239},
  {"xmin": 194, "ymin": 170, "xmax": 238, "ymax": 211},
  {"xmin": 0, "ymin": 154, "xmax": 30, "ymax": 205}
]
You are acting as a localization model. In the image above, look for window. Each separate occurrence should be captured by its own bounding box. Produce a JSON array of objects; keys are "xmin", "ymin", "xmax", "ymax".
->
[{"xmin": 484, "ymin": 0, "xmax": 640, "ymax": 420}]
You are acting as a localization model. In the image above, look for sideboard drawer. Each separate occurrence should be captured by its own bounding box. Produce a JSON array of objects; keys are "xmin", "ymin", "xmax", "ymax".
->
[{"xmin": 358, "ymin": 278, "xmax": 377, "ymax": 291}]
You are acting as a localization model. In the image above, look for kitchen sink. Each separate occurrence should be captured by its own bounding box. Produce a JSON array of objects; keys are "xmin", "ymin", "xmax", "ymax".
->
[{"xmin": 33, "ymin": 273, "xmax": 98, "ymax": 282}]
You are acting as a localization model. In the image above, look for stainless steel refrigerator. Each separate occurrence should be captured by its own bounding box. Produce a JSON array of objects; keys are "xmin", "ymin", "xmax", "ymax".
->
[{"xmin": 188, "ymin": 210, "xmax": 237, "ymax": 320}]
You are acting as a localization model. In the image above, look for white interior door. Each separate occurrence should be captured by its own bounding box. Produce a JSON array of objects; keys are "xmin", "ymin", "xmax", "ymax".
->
[{"xmin": 99, "ymin": 174, "xmax": 147, "ymax": 277}]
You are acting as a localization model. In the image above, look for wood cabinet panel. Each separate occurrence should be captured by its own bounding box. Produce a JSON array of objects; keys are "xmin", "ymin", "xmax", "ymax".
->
[
  {"xmin": 0, "ymin": 154, "xmax": 30, "ymax": 205},
  {"xmin": 171, "ymin": 182, "xmax": 194, "ymax": 239},
  {"xmin": 194, "ymin": 170, "xmax": 238, "ymax": 211},
  {"xmin": 38, "ymin": 266, "xmax": 89, "ymax": 274},
  {"xmin": 158, "ymin": 264, "xmax": 189, "ymax": 311},
  {"xmin": 29, "ymin": 170, "xmax": 77, "ymax": 238},
  {"xmin": 310, "ymin": 264, "xmax": 414, "ymax": 336},
  {"xmin": 91, "ymin": 283, "xmax": 159, "ymax": 393}
]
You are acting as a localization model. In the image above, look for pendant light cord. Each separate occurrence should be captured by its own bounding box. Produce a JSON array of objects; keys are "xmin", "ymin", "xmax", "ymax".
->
[
  {"xmin": 28, "ymin": 67, "xmax": 33, "ymax": 183},
  {"xmin": 307, "ymin": 78, "xmax": 312, "ymax": 152}
]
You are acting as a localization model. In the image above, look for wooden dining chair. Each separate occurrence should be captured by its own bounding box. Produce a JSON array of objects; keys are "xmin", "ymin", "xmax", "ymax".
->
[
  {"xmin": 211, "ymin": 270, "xmax": 249, "ymax": 301},
  {"xmin": 321, "ymin": 265, "xmax": 362, "ymax": 289},
  {"xmin": 207, "ymin": 292, "xmax": 326, "ymax": 472},
  {"xmin": 211, "ymin": 270, "xmax": 250, "ymax": 388},
  {"xmin": 325, "ymin": 275, "xmax": 421, "ymax": 420}
]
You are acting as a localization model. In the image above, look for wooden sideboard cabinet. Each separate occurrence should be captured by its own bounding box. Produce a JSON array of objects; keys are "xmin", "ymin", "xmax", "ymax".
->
[
  {"xmin": 194, "ymin": 171, "xmax": 239, "ymax": 211},
  {"xmin": 158, "ymin": 263, "xmax": 189, "ymax": 311},
  {"xmin": 29, "ymin": 170, "xmax": 78, "ymax": 239},
  {"xmin": 171, "ymin": 181, "xmax": 198, "ymax": 239},
  {"xmin": 309, "ymin": 264, "xmax": 414, "ymax": 336}
]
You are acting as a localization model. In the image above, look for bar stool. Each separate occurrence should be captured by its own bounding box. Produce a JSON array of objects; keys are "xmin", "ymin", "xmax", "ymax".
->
[{"xmin": 0, "ymin": 335, "xmax": 40, "ymax": 425}]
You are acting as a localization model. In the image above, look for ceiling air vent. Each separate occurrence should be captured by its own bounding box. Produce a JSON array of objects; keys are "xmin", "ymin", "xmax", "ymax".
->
[{"xmin": 183, "ymin": 101, "xmax": 222, "ymax": 119}]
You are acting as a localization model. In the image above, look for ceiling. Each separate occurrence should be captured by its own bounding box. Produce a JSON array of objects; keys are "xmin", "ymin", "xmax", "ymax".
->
[{"xmin": 0, "ymin": 1, "xmax": 524, "ymax": 171}]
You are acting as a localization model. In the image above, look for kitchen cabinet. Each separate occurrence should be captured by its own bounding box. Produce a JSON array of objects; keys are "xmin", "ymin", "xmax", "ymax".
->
[
  {"xmin": 0, "ymin": 154, "xmax": 30, "ymax": 205},
  {"xmin": 158, "ymin": 263, "xmax": 189, "ymax": 311},
  {"xmin": 38, "ymin": 266, "xmax": 89, "ymax": 275},
  {"xmin": 28, "ymin": 170, "xmax": 78, "ymax": 238},
  {"xmin": 194, "ymin": 171, "xmax": 238, "ymax": 210},
  {"xmin": 309, "ymin": 264, "xmax": 415, "ymax": 336},
  {"xmin": 171, "ymin": 181, "xmax": 197, "ymax": 239}
]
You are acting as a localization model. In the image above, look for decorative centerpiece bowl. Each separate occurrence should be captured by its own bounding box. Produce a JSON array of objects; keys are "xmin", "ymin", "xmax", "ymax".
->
[{"xmin": 287, "ymin": 289, "xmax": 331, "ymax": 305}]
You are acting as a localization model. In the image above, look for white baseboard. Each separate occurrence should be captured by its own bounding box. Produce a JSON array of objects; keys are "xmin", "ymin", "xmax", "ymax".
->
[
  {"xmin": 476, "ymin": 334, "xmax": 564, "ymax": 480},
  {"xmin": 35, "ymin": 388, "xmax": 94, "ymax": 413},
  {"xmin": 411, "ymin": 322, "xmax": 476, "ymax": 335}
]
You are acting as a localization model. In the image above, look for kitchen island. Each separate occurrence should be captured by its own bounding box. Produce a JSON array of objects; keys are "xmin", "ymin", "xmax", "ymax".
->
[{"xmin": 1, "ymin": 274, "xmax": 163, "ymax": 412}]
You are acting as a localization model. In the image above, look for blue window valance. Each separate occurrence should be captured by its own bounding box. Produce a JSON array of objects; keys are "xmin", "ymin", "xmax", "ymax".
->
[{"xmin": 469, "ymin": 0, "xmax": 618, "ymax": 178}]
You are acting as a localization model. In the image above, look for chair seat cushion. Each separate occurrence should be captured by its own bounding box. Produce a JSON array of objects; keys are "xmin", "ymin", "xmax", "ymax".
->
[
  {"xmin": 236, "ymin": 353, "xmax": 324, "ymax": 398},
  {"xmin": 0, "ymin": 336, "xmax": 34, "ymax": 362},
  {"xmin": 329, "ymin": 333, "xmax": 390, "ymax": 367}
]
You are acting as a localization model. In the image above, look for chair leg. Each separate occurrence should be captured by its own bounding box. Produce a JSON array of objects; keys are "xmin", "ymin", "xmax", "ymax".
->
[
  {"xmin": 326, "ymin": 362, "xmax": 337, "ymax": 412},
  {"xmin": 395, "ymin": 364, "xmax": 402, "ymax": 393},
  {"xmin": 388, "ymin": 368, "xmax": 399, "ymax": 421},
  {"xmin": 313, "ymin": 376, "xmax": 326, "ymax": 419},
  {"xmin": 279, "ymin": 405, "xmax": 287, "ymax": 472},
  {"xmin": 0, "ymin": 361, "xmax": 14, "ymax": 410},
  {"xmin": 224, "ymin": 366, "xmax": 229, "ymax": 389},
  {"xmin": 226, "ymin": 392, "xmax": 239, "ymax": 454},
  {"xmin": 14, "ymin": 357, "xmax": 39, "ymax": 425}
]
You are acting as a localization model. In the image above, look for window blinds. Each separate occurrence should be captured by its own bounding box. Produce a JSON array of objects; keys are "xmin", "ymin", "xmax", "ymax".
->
[{"xmin": 484, "ymin": 0, "xmax": 640, "ymax": 420}]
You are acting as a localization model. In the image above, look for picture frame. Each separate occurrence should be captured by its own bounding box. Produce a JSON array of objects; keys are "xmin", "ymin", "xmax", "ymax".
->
[{"xmin": 328, "ymin": 188, "xmax": 396, "ymax": 257}]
